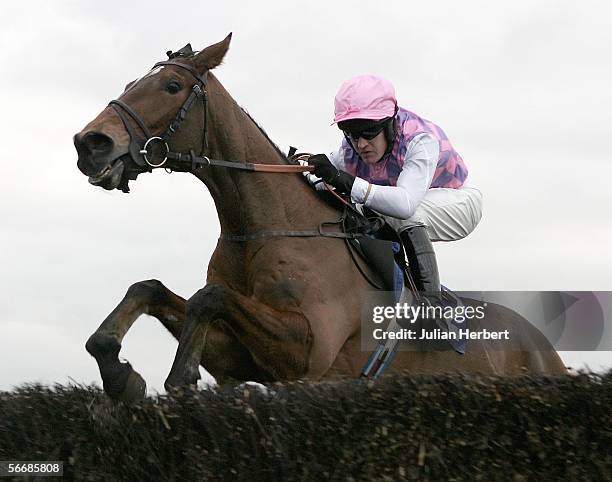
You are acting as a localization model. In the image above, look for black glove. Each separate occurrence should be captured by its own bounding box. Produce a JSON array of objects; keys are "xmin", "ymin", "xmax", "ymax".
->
[
  {"xmin": 308, "ymin": 154, "xmax": 337, "ymax": 183},
  {"xmin": 308, "ymin": 154, "xmax": 355, "ymax": 195}
]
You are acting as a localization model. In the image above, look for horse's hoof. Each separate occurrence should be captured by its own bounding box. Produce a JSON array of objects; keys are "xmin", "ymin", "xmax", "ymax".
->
[
  {"xmin": 117, "ymin": 369, "xmax": 147, "ymax": 402},
  {"xmin": 101, "ymin": 360, "xmax": 146, "ymax": 402},
  {"xmin": 164, "ymin": 375, "xmax": 182, "ymax": 393},
  {"xmin": 164, "ymin": 368, "xmax": 200, "ymax": 393}
]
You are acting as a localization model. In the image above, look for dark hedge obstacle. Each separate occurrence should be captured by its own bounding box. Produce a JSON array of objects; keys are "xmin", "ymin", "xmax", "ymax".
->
[{"xmin": 1, "ymin": 373, "xmax": 610, "ymax": 481}]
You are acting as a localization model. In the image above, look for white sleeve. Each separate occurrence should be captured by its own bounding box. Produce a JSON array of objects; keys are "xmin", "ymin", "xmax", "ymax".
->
[
  {"xmin": 349, "ymin": 133, "xmax": 439, "ymax": 219},
  {"xmin": 329, "ymin": 148, "xmax": 346, "ymax": 170}
]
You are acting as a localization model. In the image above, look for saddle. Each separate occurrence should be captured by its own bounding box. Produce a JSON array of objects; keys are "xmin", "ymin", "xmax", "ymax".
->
[
  {"xmin": 342, "ymin": 204, "xmax": 406, "ymax": 294},
  {"xmin": 340, "ymin": 201, "xmax": 468, "ymax": 377}
]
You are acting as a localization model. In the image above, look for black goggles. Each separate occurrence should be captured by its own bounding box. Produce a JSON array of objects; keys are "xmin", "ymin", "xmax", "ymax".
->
[{"xmin": 343, "ymin": 120, "xmax": 388, "ymax": 142}]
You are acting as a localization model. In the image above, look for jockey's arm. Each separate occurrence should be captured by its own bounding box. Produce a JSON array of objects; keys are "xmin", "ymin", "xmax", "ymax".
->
[{"xmin": 316, "ymin": 133, "xmax": 439, "ymax": 219}]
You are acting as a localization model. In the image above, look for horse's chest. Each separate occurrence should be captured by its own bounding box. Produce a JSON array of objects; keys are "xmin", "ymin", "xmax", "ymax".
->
[{"xmin": 211, "ymin": 242, "xmax": 312, "ymax": 308}]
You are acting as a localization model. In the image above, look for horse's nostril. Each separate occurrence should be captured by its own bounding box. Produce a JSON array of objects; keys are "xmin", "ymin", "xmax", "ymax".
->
[{"xmin": 82, "ymin": 132, "xmax": 114, "ymax": 155}]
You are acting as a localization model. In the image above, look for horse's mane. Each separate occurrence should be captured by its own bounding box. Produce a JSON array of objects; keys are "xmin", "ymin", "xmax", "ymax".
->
[
  {"xmin": 239, "ymin": 106, "xmax": 343, "ymax": 208},
  {"xmin": 239, "ymin": 108, "xmax": 291, "ymax": 165},
  {"xmin": 171, "ymin": 47, "xmax": 295, "ymax": 167}
]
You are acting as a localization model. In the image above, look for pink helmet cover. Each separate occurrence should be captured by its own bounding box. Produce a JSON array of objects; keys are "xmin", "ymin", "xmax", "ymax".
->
[{"xmin": 333, "ymin": 74, "xmax": 397, "ymax": 123}]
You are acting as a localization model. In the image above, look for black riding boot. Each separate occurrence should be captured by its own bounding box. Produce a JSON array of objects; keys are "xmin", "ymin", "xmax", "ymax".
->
[{"xmin": 400, "ymin": 225, "xmax": 441, "ymax": 304}]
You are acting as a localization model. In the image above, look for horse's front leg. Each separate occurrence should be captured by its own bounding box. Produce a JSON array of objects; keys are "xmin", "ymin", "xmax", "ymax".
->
[
  {"xmin": 165, "ymin": 284, "xmax": 313, "ymax": 389},
  {"xmin": 85, "ymin": 279, "xmax": 186, "ymax": 401}
]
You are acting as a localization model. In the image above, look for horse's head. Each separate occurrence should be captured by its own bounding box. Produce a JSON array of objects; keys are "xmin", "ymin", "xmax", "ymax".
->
[{"xmin": 74, "ymin": 34, "xmax": 232, "ymax": 192}]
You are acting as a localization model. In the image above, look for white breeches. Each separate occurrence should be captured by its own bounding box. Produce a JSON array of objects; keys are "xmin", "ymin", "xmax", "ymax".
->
[{"xmin": 378, "ymin": 184, "xmax": 483, "ymax": 242}]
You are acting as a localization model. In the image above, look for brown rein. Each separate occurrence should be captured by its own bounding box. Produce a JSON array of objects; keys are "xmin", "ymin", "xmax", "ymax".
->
[
  {"xmin": 218, "ymin": 153, "xmax": 374, "ymax": 242},
  {"xmin": 109, "ymin": 54, "xmax": 372, "ymax": 242}
]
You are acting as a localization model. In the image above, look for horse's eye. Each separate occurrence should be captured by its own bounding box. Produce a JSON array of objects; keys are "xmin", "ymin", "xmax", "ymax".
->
[{"xmin": 166, "ymin": 81, "xmax": 182, "ymax": 94}]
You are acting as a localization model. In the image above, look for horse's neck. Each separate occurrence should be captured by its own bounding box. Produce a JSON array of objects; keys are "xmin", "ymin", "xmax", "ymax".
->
[{"xmin": 194, "ymin": 74, "xmax": 337, "ymax": 236}]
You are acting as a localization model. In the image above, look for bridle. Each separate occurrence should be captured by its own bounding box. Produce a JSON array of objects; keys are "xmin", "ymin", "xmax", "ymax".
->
[
  {"xmin": 107, "ymin": 50, "xmax": 384, "ymax": 247},
  {"xmin": 109, "ymin": 60, "xmax": 208, "ymax": 173},
  {"xmin": 109, "ymin": 55, "xmax": 310, "ymax": 176}
]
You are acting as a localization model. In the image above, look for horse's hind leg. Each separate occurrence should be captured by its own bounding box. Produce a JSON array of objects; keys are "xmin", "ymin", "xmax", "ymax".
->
[
  {"xmin": 164, "ymin": 283, "xmax": 313, "ymax": 389},
  {"xmin": 85, "ymin": 279, "xmax": 185, "ymax": 401}
]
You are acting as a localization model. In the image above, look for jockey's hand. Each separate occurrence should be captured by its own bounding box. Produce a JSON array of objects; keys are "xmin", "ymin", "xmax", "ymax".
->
[
  {"xmin": 308, "ymin": 154, "xmax": 338, "ymax": 183},
  {"xmin": 298, "ymin": 159, "xmax": 323, "ymax": 186},
  {"xmin": 308, "ymin": 154, "xmax": 356, "ymax": 195}
]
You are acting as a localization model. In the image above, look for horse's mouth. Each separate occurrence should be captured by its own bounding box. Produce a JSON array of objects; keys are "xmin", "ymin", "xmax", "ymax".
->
[{"xmin": 88, "ymin": 157, "xmax": 126, "ymax": 190}]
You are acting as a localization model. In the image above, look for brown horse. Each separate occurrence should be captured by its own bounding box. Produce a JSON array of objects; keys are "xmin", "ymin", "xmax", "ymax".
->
[{"xmin": 74, "ymin": 35, "xmax": 566, "ymax": 401}]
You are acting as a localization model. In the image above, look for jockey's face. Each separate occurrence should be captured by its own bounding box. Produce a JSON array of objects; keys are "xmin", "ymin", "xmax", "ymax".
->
[{"xmin": 351, "ymin": 131, "xmax": 388, "ymax": 165}]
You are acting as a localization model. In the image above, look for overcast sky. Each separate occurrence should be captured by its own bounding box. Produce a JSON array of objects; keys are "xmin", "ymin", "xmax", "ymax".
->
[{"xmin": 0, "ymin": 0, "xmax": 610, "ymax": 393}]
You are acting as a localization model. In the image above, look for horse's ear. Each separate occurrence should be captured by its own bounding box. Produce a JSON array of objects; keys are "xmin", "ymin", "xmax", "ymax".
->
[{"xmin": 194, "ymin": 33, "xmax": 232, "ymax": 71}]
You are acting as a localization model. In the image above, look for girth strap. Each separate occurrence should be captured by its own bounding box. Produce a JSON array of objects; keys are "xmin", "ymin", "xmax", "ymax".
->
[
  {"xmin": 220, "ymin": 229, "xmax": 365, "ymax": 242},
  {"xmin": 219, "ymin": 208, "xmax": 383, "ymax": 242}
]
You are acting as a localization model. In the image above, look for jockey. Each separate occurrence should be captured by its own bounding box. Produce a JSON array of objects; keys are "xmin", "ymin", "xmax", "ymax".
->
[{"xmin": 306, "ymin": 74, "xmax": 483, "ymax": 304}]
